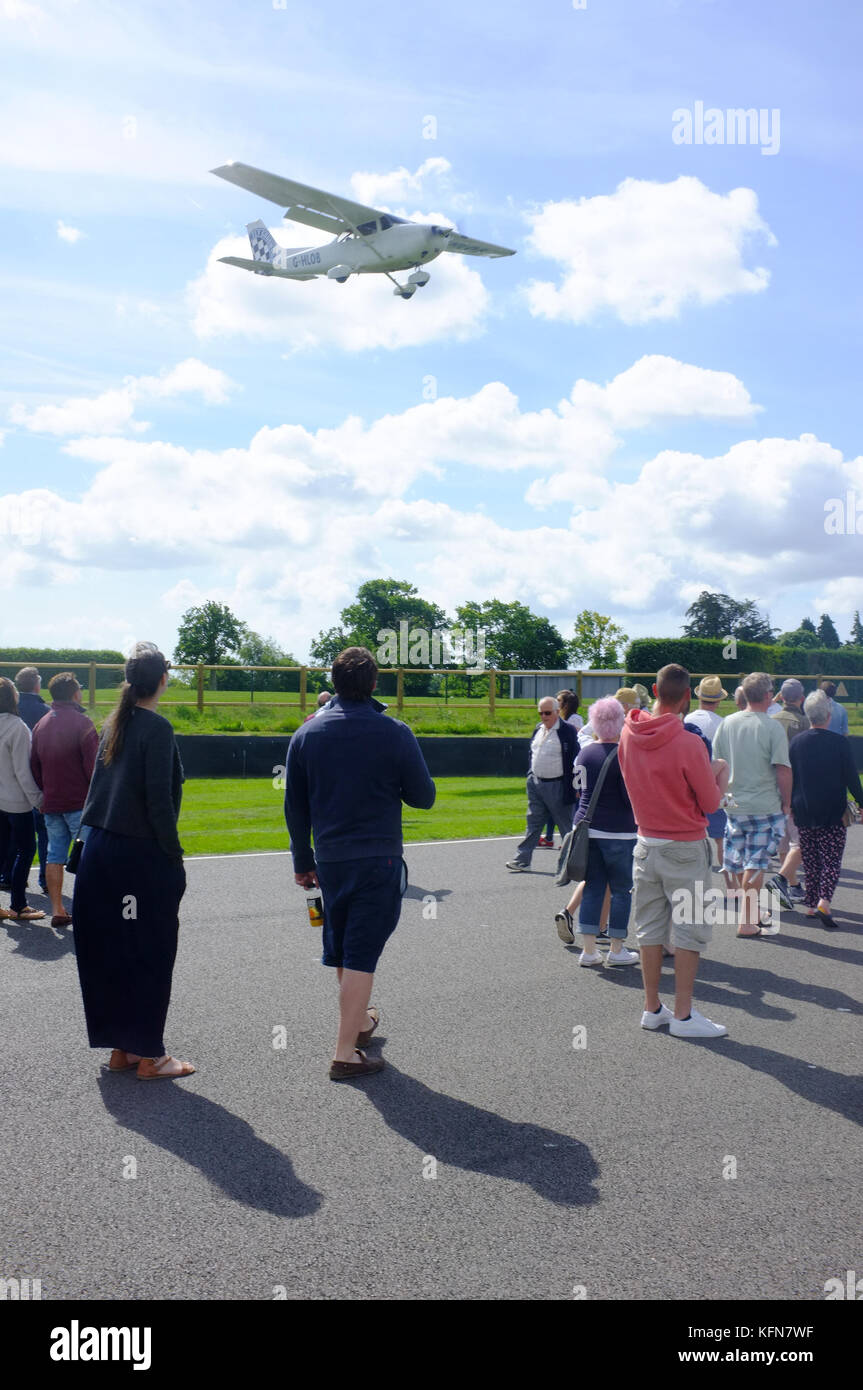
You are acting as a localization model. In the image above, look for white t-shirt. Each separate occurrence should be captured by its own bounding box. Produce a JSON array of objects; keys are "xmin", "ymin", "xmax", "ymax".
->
[
  {"xmin": 687, "ymin": 708, "xmax": 723, "ymax": 743},
  {"xmin": 567, "ymin": 713, "xmax": 584, "ymax": 730},
  {"xmin": 766, "ymin": 702, "xmax": 782, "ymax": 718}
]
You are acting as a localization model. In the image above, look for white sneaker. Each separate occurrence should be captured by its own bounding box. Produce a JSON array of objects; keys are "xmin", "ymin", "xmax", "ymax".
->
[
  {"xmin": 578, "ymin": 950, "xmax": 603, "ymax": 967},
  {"xmin": 641, "ymin": 1003, "xmax": 673, "ymax": 1029},
  {"xmin": 669, "ymin": 1009, "xmax": 728, "ymax": 1039},
  {"xmin": 606, "ymin": 946, "xmax": 640, "ymax": 966}
]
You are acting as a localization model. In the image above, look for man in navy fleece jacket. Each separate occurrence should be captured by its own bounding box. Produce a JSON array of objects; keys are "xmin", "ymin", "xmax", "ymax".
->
[{"xmin": 285, "ymin": 646, "xmax": 435, "ymax": 1080}]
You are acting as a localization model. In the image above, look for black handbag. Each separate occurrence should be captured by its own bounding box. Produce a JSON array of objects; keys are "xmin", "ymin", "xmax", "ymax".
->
[
  {"xmin": 555, "ymin": 747, "xmax": 619, "ymax": 887},
  {"xmin": 66, "ymin": 839, "xmax": 85, "ymax": 874}
]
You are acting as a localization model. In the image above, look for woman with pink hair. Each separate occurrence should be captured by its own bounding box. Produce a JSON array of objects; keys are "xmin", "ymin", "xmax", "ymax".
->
[{"xmin": 555, "ymin": 696, "xmax": 639, "ymax": 967}]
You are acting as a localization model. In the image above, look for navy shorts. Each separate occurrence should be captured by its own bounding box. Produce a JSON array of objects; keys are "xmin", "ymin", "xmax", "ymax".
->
[{"xmin": 316, "ymin": 855, "xmax": 407, "ymax": 973}]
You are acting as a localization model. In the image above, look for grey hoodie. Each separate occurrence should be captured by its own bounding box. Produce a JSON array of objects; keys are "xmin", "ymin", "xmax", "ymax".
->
[{"xmin": 0, "ymin": 713, "xmax": 43, "ymax": 813}]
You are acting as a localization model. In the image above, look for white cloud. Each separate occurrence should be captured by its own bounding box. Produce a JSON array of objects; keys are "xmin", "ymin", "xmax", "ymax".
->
[
  {"xmin": 0, "ymin": 91, "xmax": 218, "ymax": 183},
  {"xmin": 1, "ymin": 0, "xmax": 44, "ymax": 23},
  {"xmin": 349, "ymin": 157, "xmax": 453, "ymax": 208},
  {"xmin": 7, "ymin": 358, "xmax": 236, "ymax": 436},
  {"xmin": 2, "ymin": 359, "xmax": 857, "ymax": 659},
  {"xmin": 188, "ymin": 224, "xmax": 489, "ymax": 351},
  {"xmin": 57, "ymin": 219, "xmax": 85, "ymax": 243},
  {"xmin": 525, "ymin": 176, "xmax": 776, "ymax": 324}
]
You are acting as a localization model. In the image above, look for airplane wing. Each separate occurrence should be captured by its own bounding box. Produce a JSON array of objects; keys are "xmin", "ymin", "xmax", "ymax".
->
[
  {"xmin": 218, "ymin": 255, "xmax": 317, "ymax": 281},
  {"xmin": 211, "ymin": 162, "xmax": 383, "ymax": 236},
  {"xmin": 444, "ymin": 232, "xmax": 516, "ymax": 258}
]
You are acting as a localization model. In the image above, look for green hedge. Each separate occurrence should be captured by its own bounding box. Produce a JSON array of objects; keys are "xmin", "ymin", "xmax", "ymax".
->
[
  {"xmin": 625, "ymin": 639, "xmax": 863, "ymax": 683},
  {"xmin": 0, "ymin": 648, "xmax": 125, "ymax": 689}
]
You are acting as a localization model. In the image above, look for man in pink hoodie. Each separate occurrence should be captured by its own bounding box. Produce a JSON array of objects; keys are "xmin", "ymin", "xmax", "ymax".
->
[{"xmin": 618, "ymin": 663, "xmax": 729, "ymax": 1040}]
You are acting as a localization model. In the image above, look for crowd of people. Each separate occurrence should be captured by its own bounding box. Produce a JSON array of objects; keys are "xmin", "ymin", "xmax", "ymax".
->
[
  {"xmin": 1, "ymin": 648, "xmax": 861, "ymax": 1077},
  {"xmin": 506, "ymin": 665, "xmax": 863, "ymax": 1040}
]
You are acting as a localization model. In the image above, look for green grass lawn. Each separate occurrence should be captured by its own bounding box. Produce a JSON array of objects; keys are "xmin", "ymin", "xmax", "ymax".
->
[
  {"xmin": 179, "ymin": 776, "xmax": 527, "ymax": 856},
  {"xmin": 79, "ymin": 696, "xmax": 863, "ymax": 738}
]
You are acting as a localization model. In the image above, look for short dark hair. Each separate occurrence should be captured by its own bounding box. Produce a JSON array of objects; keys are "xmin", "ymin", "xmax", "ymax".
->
[
  {"xmin": 656, "ymin": 663, "xmax": 691, "ymax": 704},
  {"xmin": 331, "ymin": 647, "xmax": 378, "ymax": 700},
  {"xmin": 15, "ymin": 666, "xmax": 40, "ymax": 693},
  {"xmin": 0, "ymin": 676, "xmax": 19, "ymax": 714},
  {"xmin": 49, "ymin": 672, "xmax": 80, "ymax": 703},
  {"xmin": 821, "ymin": 681, "xmax": 837, "ymax": 700}
]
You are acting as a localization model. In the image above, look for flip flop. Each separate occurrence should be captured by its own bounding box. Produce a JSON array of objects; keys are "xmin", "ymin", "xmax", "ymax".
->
[
  {"xmin": 356, "ymin": 1006, "xmax": 380, "ymax": 1049},
  {"xmin": 6, "ymin": 907, "xmax": 46, "ymax": 921}
]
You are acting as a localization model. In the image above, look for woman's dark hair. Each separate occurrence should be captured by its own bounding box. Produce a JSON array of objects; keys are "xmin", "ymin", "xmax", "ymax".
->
[
  {"xmin": 557, "ymin": 689, "xmax": 579, "ymax": 720},
  {"xmin": 102, "ymin": 642, "xmax": 169, "ymax": 765},
  {"xmin": 331, "ymin": 646, "xmax": 378, "ymax": 700},
  {"xmin": 0, "ymin": 676, "xmax": 19, "ymax": 715}
]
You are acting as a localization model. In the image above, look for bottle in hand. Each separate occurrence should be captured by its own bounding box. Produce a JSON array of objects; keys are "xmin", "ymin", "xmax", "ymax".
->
[{"xmin": 306, "ymin": 893, "xmax": 323, "ymax": 928}]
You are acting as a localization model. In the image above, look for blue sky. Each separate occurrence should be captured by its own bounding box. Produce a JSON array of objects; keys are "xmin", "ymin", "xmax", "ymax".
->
[{"xmin": 1, "ymin": 0, "xmax": 860, "ymax": 661}]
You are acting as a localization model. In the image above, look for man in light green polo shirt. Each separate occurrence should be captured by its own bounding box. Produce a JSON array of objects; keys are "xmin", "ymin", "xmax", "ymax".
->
[{"xmin": 712, "ymin": 672, "xmax": 791, "ymax": 938}]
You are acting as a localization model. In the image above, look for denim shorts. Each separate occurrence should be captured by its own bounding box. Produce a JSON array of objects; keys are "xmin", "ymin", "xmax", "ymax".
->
[
  {"xmin": 316, "ymin": 855, "xmax": 407, "ymax": 973},
  {"xmin": 44, "ymin": 810, "xmax": 84, "ymax": 864}
]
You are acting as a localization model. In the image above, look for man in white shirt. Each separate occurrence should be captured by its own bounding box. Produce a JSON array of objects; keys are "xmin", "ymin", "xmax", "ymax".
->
[{"xmin": 506, "ymin": 698, "xmax": 577, "ymax": 871}]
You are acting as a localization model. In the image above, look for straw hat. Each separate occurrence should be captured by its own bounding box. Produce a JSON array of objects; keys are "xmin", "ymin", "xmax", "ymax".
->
[
  {"xmin": 694, "ymin": 676, "xmax": 727, "ymax": 701},
  {"xmin": 614, "ymin": 687, "xmax": 639, "ymax": 708}
]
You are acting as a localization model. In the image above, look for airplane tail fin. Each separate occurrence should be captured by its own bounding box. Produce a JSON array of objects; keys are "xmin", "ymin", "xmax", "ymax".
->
[{"xmin": 247, "ymin": 219, "xmax": 278, "ymax": 262}]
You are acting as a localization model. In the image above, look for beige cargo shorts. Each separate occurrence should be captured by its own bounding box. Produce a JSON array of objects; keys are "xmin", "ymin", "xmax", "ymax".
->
[{"xmin": 631, "ymin": 836, "xmax": 714, "ymax": 952}]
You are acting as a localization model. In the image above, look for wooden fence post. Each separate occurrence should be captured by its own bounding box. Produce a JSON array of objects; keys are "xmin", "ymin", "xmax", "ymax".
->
[
  {"xmin": 299, "ymin": 667, "xmax": 308, "ymax": 712},
  {"xmin": 488, "ymin": 670, "xmax": 496, "ymax": 717},
  {"xmin": 397, "ymin": 668, "xmax": 404, "ymax": 711},
  {"xmin": 88, "ymin": 662, "xmax": 96, "ymax": 711},
  {"xmin": 196, "ymin": 665, "xmax": 204, "ymax": 713}
]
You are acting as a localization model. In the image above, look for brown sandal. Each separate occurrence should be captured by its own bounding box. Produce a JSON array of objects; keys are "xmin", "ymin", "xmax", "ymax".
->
[
  {"xmin": 108, "ymin": 1050, "xmax": 141, "ymax": 1071},
  {"xmin": 6, "ymin": 907, "xmax": 46, "ymax": 921},
  {"xmin": 137, "ymin": 1055, "xmax": 196, "ymax": 1080},
  {"xmin": 356, "ymin": 1006, "xmax": 380, "ymax": 1048}
]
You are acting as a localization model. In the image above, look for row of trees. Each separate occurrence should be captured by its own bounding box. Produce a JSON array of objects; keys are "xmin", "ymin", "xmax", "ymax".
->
[
  {"xmin": 173, "ymin": 589, "xmax": 631, "ymax": 674},
  {"xmin": 683, "ymin": 591, "xmax": 863, "ymax": 650},
  {"xmin": 171, "ymin": 589, "xmax": 863, "ymax": 688}
]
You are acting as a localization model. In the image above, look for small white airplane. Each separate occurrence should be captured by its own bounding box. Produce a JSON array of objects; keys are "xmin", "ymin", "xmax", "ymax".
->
[{"xmin": 210, "ymin": 161, "xmax": 516, "ymax": 298}]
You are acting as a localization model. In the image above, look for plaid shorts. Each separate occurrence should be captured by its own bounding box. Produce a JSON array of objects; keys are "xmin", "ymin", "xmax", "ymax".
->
[{"xmin": 723, "ymin": 813, "xmax": 786, "ymax": 873}]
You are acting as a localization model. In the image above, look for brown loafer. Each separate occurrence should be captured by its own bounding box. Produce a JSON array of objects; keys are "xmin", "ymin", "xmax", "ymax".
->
[
  {"xmin": 356, "ymin": 1006, "xmax": 380, "ymax": 1049},
  {"xmin": 329, "ymin": 1049, "xmax": 385, "ymax": 1081}
]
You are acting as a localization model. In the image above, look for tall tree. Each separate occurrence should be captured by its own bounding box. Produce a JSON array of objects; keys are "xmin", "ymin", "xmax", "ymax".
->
[
  {"xmin": 817, "ymin": 613, "xmax": 841, "ymax": 649},
  {"xmin": 800, "ymin": 616, "xmax": 817, "ymax": 634},
  {"xmin": 567, "ymin": 611, "xmax": 628, "ymax": 668},
  {"xmin": 455, "ymin": 599, "xmax": 568, "ymax": 669},
  {"xmin": 310, "ymin": 579, "xmax": 447, "ymax": 667},
  {"xmin": 683, "ymin": 591, "xmax": 775, "ymax": 642},
  {"xmin": 173, "ymin": 602, "xmax": 244, "ymax": 666},
  {"xmin": 848, "ymin": 611, "xmax": 863, "ymax": 647}
]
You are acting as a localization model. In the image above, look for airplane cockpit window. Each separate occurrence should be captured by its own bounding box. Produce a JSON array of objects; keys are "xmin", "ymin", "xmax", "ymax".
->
[
  {"xmin": 379, "ymin": 214, "xmax": 407, "ymax": 229},
  {"xmin": 356, "ymin": 219, "xmax": 378, "ymax": 235}
]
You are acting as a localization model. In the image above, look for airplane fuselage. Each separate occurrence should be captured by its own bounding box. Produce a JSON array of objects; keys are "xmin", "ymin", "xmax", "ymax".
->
[{"xmin": 272, "ymin": 223, "xmax": 450, "ymax": 276}]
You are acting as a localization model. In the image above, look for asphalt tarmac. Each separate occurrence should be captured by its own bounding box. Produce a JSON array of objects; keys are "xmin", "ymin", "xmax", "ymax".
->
[{"xmin": 2, "ymin": 833, "xmax": 861, "ymax": 1302}]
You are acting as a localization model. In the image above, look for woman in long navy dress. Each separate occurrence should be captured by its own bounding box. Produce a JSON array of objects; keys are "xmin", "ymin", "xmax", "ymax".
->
[{"xmin": 73, "ymin": 642, "xmax": 195, "ymax": 1080}]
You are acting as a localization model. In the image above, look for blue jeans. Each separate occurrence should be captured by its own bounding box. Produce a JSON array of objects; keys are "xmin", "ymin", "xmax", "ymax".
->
[{"xmin": 578, "ymin": 837, "xmax": 635, "ymax": 939}]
